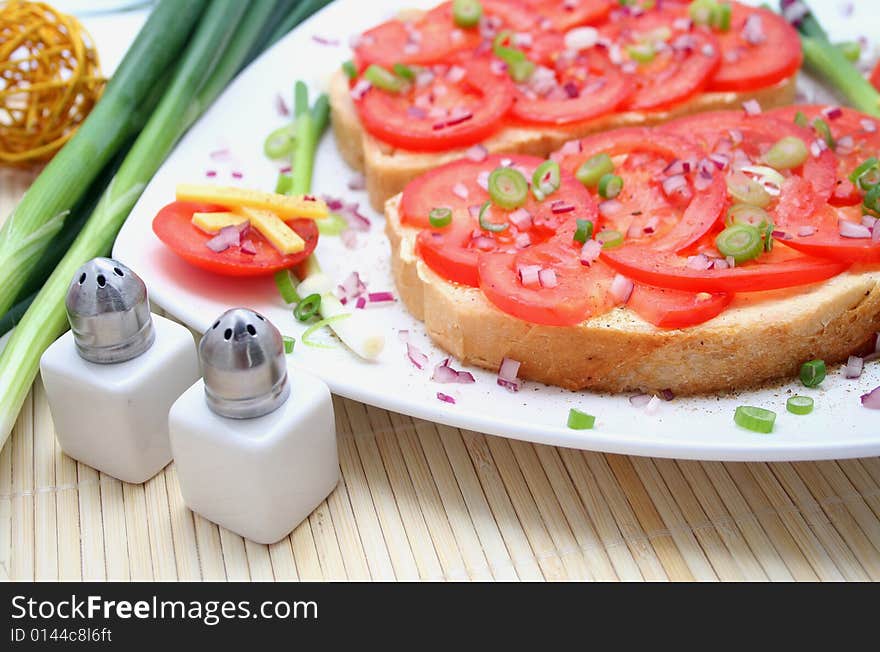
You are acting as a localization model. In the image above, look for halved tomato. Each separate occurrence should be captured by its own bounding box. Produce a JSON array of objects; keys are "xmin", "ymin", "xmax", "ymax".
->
[
  {"xmin": 353, "ymin": 1, "xmax": 532, "ymax": 68},
  {"xmin": 627, "ymin": 284, "xmax": 732, "ymax": 329},
  {"xmin": 407, "ymin": 155, "xmax": 598, "ymax": 287},
  {"xmin": 152, "ymin": 202, "xmax": 319, "ymax": 277},
  {"xmin": 556, "ymin": 128, "xmax": 726, "ymax": 252},
  {"xmin": 600, "ymin": 8, "xmax": 721, "ymax": 111},
  {"xmin": 602, "ymin": 242, "xmax": 849, "ymax": 293},
  {"xmin": 510, "ymin": 48, "xmax": 633, "ymax": 125},
  {"xmin": 707, "ymin": 3, "xmax": 802, "ymax": 92},
  {"xmin": 478, "ymin": 231, "xmax": 616, "ymax": 326},
  {"xmin": 779, "ymin": 204, "xmax": 880, "ymax": 264},
  {"xmin": 355, "ymin": 57, "xmax": 514, "ymax": 151},
  {"xmin": 769, "ymin": 105, "xmax": 880, "ymax": 206},
  {"xmin": 522, "ymin": 0, "xmax": 612, "ymax": 31}
]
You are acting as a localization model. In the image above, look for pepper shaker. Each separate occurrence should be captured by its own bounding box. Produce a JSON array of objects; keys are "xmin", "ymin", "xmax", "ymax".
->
[
  {"xmin": 40, "ymin": 258, "xmax": 200, "ymax": 484},
  {"xmin": 169, "ymin": 308, "xmax": 339, "ymax": 545}
]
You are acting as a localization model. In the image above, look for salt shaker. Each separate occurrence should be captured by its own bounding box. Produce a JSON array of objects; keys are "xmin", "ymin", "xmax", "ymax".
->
[
  {"xmin": 169, "ymin": 308, "xmax": 339, "ymax": 545},
  {"xmin": 40, "ymin": 258, "xmax": 200, "ymax": 484}
]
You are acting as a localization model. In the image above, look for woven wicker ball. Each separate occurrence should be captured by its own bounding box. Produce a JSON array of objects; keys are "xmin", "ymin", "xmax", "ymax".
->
[{"xmin": 0, "ymin": 0, "xmax": 105, "ymax": 165}]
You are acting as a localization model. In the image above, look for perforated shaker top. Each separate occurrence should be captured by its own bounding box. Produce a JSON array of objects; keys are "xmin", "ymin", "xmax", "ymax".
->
[
  {"xmin": 199, "ymin": 308, "xmax": 290, "ymax": 419},
  {"xmin": 65, "ymin": 258, "xmax": 155, "ymax": 364}
]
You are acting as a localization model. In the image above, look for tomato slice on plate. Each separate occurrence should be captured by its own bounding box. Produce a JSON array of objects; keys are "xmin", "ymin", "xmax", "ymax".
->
[
  {"xmin": 478, "ymin": 230, "xmax": 616, "ymax": 327},
  {"xmin": 769, "ymin": 105, "xmax": 880, "ymax": 206},
  {"xmin": 152, "ymin": 202, "xmax": 319, "ymax": 277},
  {"xmin": 707, "ymin": 3, "xmax": 802, "ymax": 92},
  {"xmin": 522, "ymin": 0, "xmax": 612, "ymax": 31},
  {"xmin": 602, "ymin": 243, "xmax": 849, "ymax": 293},
  {"xmin": 779, "ymin": 204, "xmax": 880, "ymax": 264},
  {"xmin": 510, "ymin": 48, "xmax": 633, "ymax": 126},
  {"xmin": 600, "ymin": 9, "xmax": 720, "ymax": 111},
  {"xmin": 662, "ymin": 110, "xmax": 839, "ymax": 202},
  {"xmin": 353, "ymin": 1, "xmax": 533, "ymax": 68},
  {"xmin": 408, "ymin": 155, "xmax": 598, "ymax": 287},
  {"xmin": 556, "ymin": 128, "xmax": 726, "ymax": 252},
  {"xmin": 355, "ymin": 57, "xmax": 514, "ymax": 151},
  {"xmin": 627, "ymin": 284, "xmax": 732, "ymax": 329}
]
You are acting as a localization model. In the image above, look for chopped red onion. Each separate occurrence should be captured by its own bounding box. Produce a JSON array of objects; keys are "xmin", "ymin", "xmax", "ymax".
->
[
  {"xmin": 845, "ymin": 355, "xmax": 864, "ymax": 379},
  {"xmin": 407, "ymin": 342, "xmax": 428, "ymax": 370},
  {"xmin": 205, "ymin": 170, "xmax": 217, "ymax": 178},
  {"xmin": 662, "ymin": 173, "xmax": 689, "ymax": 198},
  {"xmin": 821, "ymin": 105, "xmax": 843, "ymax": 120},
  {"xmin": 323, "ymin": 195, "xmax": 370, "ymax": 232},
  {"xmin": 337, "ymin": 271, "xmax": 367, "ymax": 303},
  {"xmin": 518, "ymin": 264, "xmax": 542, "ymax": 288},
  {"xmin": 874, "ymin": 224, "xmax": 880, "ymax": 243},
  {"xmin": 476, "ymin": 171, "xmax": 490, "ymax": 190},
  {"xmin": 490, "ymin": 59, "xmax": 508, "ymax": 75},
  {"xmin": 433, "ymin": 109, "xmax": 473, "ymax": 130},
  {"xmin": 726, "ymin": 255, "xmax": 736, "ymax": 268},
  {"xmin": 599, "ymin": 199, "xmax": 623, "ymax": 219},
  {"xmin": 312, "ymin": 35, "xmax": 340, "ymax": 46},
  {"xmin": 550, "ymin": 200, "xmax": 575, "ymax": 214},
  {"xmin": 797, "ymin": 225, "xmax": 816, "ymax": 237},
  {"xmin": 564, "ymin": 26, "xmax": 599, "ymax": 51},
  {"xmin": 231, "ymin": 171, "xmax": 244, "ymax": 179},
  {"xmin": 708, "ymin": 152, "xmax": 730, "ymax": 169},
  {"xmin": 432, "ymin": 358, "xmax": 476, "ymax": 384},
  {"xmin": 580, "ymin": 239, "xmax": 602, "ymax": 266},
  {"xmin": 509, "ymin": 208, "xmax": 532, "ymax": 230},
  {"xmin": 514, "ymin": 232, "xmax": 531, "ymax": 249},
  {"xmin": 862, "ymin": 215, "xmax": 878, "ymax": 229},
  {"xmin": 741, "ymin": 13, "xmax": 766, "ymax": 45},
  {"xmin": 436, "ymin": 392, "xmax": 457, "ymax": 405},
  {"xmin": 538, "ymin": 268, "xmax": 558, "ymax": 288},
  {"xmin": 629, "ymin": 393, "xmax": 652, "ymax": 408},
  {"xmin": 693, "ymin": 165, "xmax": 714, "ymax": 191},
  {"xmin": 347, "ymin": 173, "xmax": 366, "ymax": 191},
  {"xmin": 687, "ymin": 254, "xmax": 713, "ymax": 271},
  {"xmin": 465, "ymin": 144, "xmax": 488, "ymax": 162},
  {"xmin": 782, "ymin": 1, "xmax": 809, "ymax": 24},
  {"xmin": 672, "ymin": 17, "xmax": 692, "ymax": 31},
  {"xmin": 840, "ymin": 220, "xmax": 872, "ymax": 239},
  {"xmin": 728, "ymin": 128, "xmax": 744, "ymax": 146},
  {"xmin": 452, "ymin": 182, "xmax": 469, "ymax": 200},
  {"xmin": 397, "ymin": 330, "xmax": 409, "ymax": 343},
  {"xmin": 610, "ymin": 274, "xmax": 634, "ymax": 304},
  {"xmin": 355, "ymin": 296, "xmax": 367, "ymax": 310},
  {"xmin": 861, "ymin": 118, "xmax": 877, "ymax": 133},
  {"xmin": 860, "ymin": 386, "xmax": 880, "ymax": 409},
  {"xmin": 209, "ymin": 148, "xmax": 230, "ymax": 161},
  {"xmin": 407, "ymin": 106, "xmax": 427, "ymax": 120},
  {"xmin": 742, "ymin": 99, "xmax": 762, "ymax": 116},
  {"xmin": 239, "ymin": 239, "xmax": 256, "ymax": 255},
  {"xmin": 205, "ymin": 224, "xmax": 242, "ymax": 252},
  {"xmin": 497, "ymin": 357, "xmax": 522, "ymax": 392},
  {"xmin": 350, "ymin": 79, "xmax": 371, "ymax": 100},
  {"xmin": 340, "ymin": 230, "xmax": 359, "ymax": 249},
  {"xmin": 644, "ymin": 395, "xmax": 662, "ymax": 415},
  {"xmin": 368, "ymin": 292, "xmax": 395, "ymax": 303},
  {"xmin": 660, "ymin": 388, "xmax": 676, "ymax": 401}
]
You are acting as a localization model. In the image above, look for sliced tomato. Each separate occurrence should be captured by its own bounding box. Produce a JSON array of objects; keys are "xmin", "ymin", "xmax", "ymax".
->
[
  {"xmin": 355, "ymin": 57, "xmax": 514, "ymax": 151},
  {"xmin": 627, "ymin": 284, "xmax": 732, "ymax": 329},
  {"xmin": 510, "ymin": 49, "xmax": 633, "ymax": 125},
  {"xmin": 478, "ymin": 234, "xmax": 616, "ymax": 326},
  {"xmin": 707, "ymin": 3, "xmax": 802, "ymax": 92},
  {"xmin": 871, "ymin": 60, "xmax": 880, "ymax": 93},
  {"xmin": 409, "ymin": 155, "xmax": 598, "ymax": 287},
  {"xmin": 602, "ymin": 243, "xmax": 849, "ymax": 293},
  {"xmin": 353, "ymin": 1, "xmax": 533, "ymax": 68},
  {"xmin": 780, "ymin": 204, "xmax": 880, "ymax": 264},
  {"xmin": 522, "ymin": 0, "xmax": 612, "ymax": 31},
  {"xmin": 599, "ymin": 9, "xmax": 720, "ymax": 111},
  {"xmin": 152, "ymin": 202, "xmax": 319, "ymax": 277},
  {"xmin": 769, "ymin": 105, "xmax": 880, "ymax": 206},
  {"xmin": 663, "ymin": 110, "xmax": 839, "ymax": 202},
  {"xmin": 557, "ymin": 128, "xmax": 725, "ymax": 252}
]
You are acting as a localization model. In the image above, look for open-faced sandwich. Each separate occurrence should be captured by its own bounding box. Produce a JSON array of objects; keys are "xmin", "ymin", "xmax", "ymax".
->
[{"xmin": 331, "ymin": 0, "xmax": 803, "ymax": 211}]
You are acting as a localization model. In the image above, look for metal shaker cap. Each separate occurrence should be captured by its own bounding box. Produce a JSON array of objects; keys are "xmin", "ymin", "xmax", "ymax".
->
[
  {"xmin": 199, "ymin": 308, "xmax": 290, "ymax": 419},
  {"xmin": 65, "ymin": 258, "xmax": 155, "ymax": 364}
]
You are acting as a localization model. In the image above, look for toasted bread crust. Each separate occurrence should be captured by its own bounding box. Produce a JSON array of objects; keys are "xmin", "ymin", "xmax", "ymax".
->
[
  {"xmin": 385, "ymin": 195, "xmax": 880, "ymax": 395},
  {"xmin": 330, "ymin": 69, "xmax": 798, "ymax": 212}
]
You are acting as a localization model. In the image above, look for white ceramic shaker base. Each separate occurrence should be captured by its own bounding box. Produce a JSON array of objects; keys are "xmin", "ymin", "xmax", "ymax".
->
[
  {"xmin": 169, "ymin": 368, "xmax": 339, "ymax": 545},
  {"xmin": 40, "ymin": 315, "xmax": 200, "ymax": 484}
]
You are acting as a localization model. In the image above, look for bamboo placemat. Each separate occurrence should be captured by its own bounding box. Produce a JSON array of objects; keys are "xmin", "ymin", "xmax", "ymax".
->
[{"xmin": 3, "ymin": 171, "xmax": 880, "ymax": 582}]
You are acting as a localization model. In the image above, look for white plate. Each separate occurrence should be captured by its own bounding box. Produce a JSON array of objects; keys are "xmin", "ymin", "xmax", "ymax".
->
[{"xmin": 114, "ymin": 0, "xmax": 880, "ymax": 461}]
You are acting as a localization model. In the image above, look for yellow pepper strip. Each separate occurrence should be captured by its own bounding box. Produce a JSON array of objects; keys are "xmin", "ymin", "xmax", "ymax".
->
[
  {"xmin": 191, "ymin": 211, "xmax": 247, "ymax": 234},
  {"xmin": 236, "ymin": 206, "xmax": 304, "ymax": 254},
  {"xmin": 175, "ymin": 184, "xmax": 328, "ymax": 220}
]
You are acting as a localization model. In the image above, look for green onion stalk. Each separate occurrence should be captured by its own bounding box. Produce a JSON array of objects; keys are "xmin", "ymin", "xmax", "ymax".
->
[
  {"xmin": 0, "ymin": 0, "xmax": 263, "ymax": 447},
  {"xmin": 0, "ymin": 0, "xmax": 208, "ymax": 319},
  {"xmin": 278, "ymin": 82, "xmax": 385, "ymax": 360},
  {"xmin": 780, "ymin": 0, "xmax": 880, "ymax": 116}
]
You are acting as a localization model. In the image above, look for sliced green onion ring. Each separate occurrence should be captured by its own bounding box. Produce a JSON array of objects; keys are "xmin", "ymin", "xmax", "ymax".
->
[
  {"xmin": 836, "ymin": 40, "xmax": 862, "ymax": 63},
  {"xmin": 573, "ymin": 219, "xmax": 594, "ymax": 244},
  {"xmin": 264, "ymin": 124, "xmax": 296, "ymax": 159},
  {"xmin": 294, "ymin": 293, "xmax": 323, "ymax": 322},
  {"xmin": 532, "ymin": 160, "xmax": 561, "ymax": 200},
  {"xmin": 317, "ymin": 212, "xmax": 348, "ymax": 236},
  {"xmin": 364, "ymin": 64, "xmax": 407, "ymax": 93},
  {"xmin": 478, "ymin": 201, "xmax": 509, "ymax": 233},
  {"xmin": 492, "ymin": 31, "xmax": 534, "ymax": 82},
  {"xmin": 393, "ymin": 62, "xmax": 416, "ymax": 81},
  {"xmin": 302, "ymin": 313, "xmax": 352, "ymax": 349},
  {"xmin": 864, "ymin": 184, "xmax": 880, "ymax": 214},
  {"xmin": 429, "ymin": 207, "xmax": 453, "ymax": 228},
  {"xmin": 275, "ymin": 173, "xmax": 293, "ymax": 195},
  {"xmin": 342, "ymin": 59, "xmax": 357, "ymax": 80},
  {"xmin": 283, "ymin": 336, "xmax": 296, "ymax": 354},
  {"xmin": 812, "ymin": 117, "xmax": 835, "ymax": 148},
  {"xmin": 597, "ymin": 229, "xmax": 624, "ymax": 249},
  {"xmin": 576, "ymin": 153, "xmax": 615, "ymax": 188},
  {"xmin": 799, "ymin": 359, "xmax": 826, "ymax": 388},
  {"xmin": 598, "ymin": 173, "xmax": 623, "ymax": 199},
  {"xmin": 715, "ymin": 224, "xmax": 763, "ymax": 264},
  {"xmin": 762, "ymin": 136, "xmax": 808, "ymax": 170},
  {"xmin": 734, "ymin": 406, "xmax": 776, "ymax": 434},
  {"xmin": 726, "ymin": 173, "xmax": 772, "ymax": 207},
  {"xmin": 488, "ymin": 167, "xmax": 528, "ymax": 209},
  {"xmin": 567, "ymin": 408, "xmax": 596, "ymax": 430},
  {"xmin": 763, "ymin": 221, "xmax": 775, "ymax": 253},
  {"xmin": 274, "ymin": 270, "xmax": 300, "ymax": 304},
  {"xmin": 793, "ymin": 111, "xmax": 809, "ymax": 128},
  {"xmin": 787, "ymin": 395, "xmax": 814, "ymax": 415},
  {"xmin": 726, "ymin": 204, "xmax": 770, "ymax": 229},
  {"xmin": 849, "ymin": 157, "xmax": 880, "ymax": 187},
  {"xmin": 452, "ymin": 0, "xmax": 482, "ymax": 28},
  {"xmin": 627, "ymin": 43, "xmax": 655, "ymax": 63}
]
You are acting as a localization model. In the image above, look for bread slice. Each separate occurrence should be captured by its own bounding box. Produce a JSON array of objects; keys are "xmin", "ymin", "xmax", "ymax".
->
[
  {"xmin": 330, "ymin": 68, "xmax": 797, "ymax": 212},
  {"xmin": 385, "ymin": 194, "xmax": 880, "ymax": 396}
]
